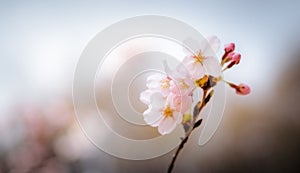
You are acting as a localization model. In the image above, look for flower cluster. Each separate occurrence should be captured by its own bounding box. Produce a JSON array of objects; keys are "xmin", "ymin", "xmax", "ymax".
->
[
  {"xmin": 140, "ymin": 63, "xmax": 194, "ymax": 135},
  {"xmin": 140, "ymin": 36, "xmax": 250, "ymax": 135}
]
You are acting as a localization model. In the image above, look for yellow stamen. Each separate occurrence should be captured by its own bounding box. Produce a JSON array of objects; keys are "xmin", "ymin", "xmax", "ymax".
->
[
  {"xmin": 193, "ymin": 51, "xmax": 206, "ymax": 65},
  {"xmin": 163, "ymin": 106, "xmax": 174, "ymax": 118},
  {"xmin": 160, "ymin": 78, "xmax": 170, "ymax": 89},
  {"xmin": 194, "ymin": 75, "xmax": 209, "ymax": 88},
  {"xmin": 178, "ymin": 79, "xmax": 189, "ymax": 90}
]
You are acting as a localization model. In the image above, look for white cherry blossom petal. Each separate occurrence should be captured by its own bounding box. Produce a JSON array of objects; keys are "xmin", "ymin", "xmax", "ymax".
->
[
  {"xmin": 174, "ymin": 111, "xmax": 183, "ymax": 124},
  {"xmin": 176, "ymin": 63, "xmax": 191, "ymax": 78},
  {"xmin": 192, "ymin": 63, "xmax": 205, "ymax": 79},
  {"xmin": 143, "ymin": 107, "xmax": 163, "ymax": 126},
  {"xmin": 206, "ymin": 35, "xmax": 221, "ymax": 53},
  {"xmin": 149, "ymin": 115, "xmax": 165, "ymax": 127},
  {"xmin": 139, "ymin": 90, "xmax": 153, "ymax": 105},
  {"xmin": 203, "ymin": 56, "xmax": 222, "ymax": 77},
  {"xmin": 149, "ymin": 92, "xmax": 166, "ymax": 109},
  {"xmin": 146, "ymin": 74, "xmax": 165, "ymax": 89},
  {"xmin": 158, "ymin": 116, "xmax": 178, "ymax": 135}
]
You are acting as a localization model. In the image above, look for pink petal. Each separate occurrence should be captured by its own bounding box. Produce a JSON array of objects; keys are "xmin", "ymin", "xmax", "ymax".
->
[
  {"xmin": 178, "ymin": 95, "xmax": 192, "ymax": 113},
  {"xmin": 169, "ymin": 94, "xmax": 192, "ymax": 113},
  {"xmin": 171, "ymin": 78, "xmax": 195, "ymax": 96},
  {"xmin": 232, "ymin": 53, "xmax": 241, "ymax": 64}
]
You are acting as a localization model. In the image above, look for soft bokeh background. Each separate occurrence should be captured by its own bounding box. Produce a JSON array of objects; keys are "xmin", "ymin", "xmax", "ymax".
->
[{"xmin": 1, "ymin": 0, "xmax": 300, "ymax": 172}]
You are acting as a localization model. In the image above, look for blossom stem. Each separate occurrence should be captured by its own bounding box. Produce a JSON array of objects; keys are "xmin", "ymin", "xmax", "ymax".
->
[
  {"xmin": 222, "ymin": 67, "xmax": 228, "ymax": 72},
  {"xmin": 221, "ymin": 79, "xmax": 237, "ymax": 88},
  {"xmin": 167, "ymin": 90, "xmax": 208, "ymax": 173}
]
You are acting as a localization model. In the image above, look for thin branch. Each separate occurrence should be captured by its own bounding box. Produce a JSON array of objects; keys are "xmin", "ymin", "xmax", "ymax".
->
[
  {"xmin": 167, "ymin": 90, "xmax": 209, "ymax": 173},
  {"xmin": 167, "ymin": 119, "xmax": 204, "ymax": 173}
]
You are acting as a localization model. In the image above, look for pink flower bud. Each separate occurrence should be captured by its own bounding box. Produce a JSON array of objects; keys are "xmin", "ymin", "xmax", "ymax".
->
[
  {"xmin": 224, "ymin": 43, "xmax": 235, "ymax": 53},
  {"xmin": 232, "ymin": 53, "xmax": 241, "ymax": 64},
  {"xmin": 236, "ymin": 83, "xmax": 250, "ymax": 95},
  {"xmin": 227, "ymin": 52, "xmax": 235, "ymax": 59},
  {"xmin": 221, "ymin": 52, "xmax": 234, "ymax": 66}
]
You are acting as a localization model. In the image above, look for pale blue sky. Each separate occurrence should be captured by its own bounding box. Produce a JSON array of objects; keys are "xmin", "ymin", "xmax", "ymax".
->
[{"xmin": 0, "ymin": 0, "xmax": 299, "ymax": 114}]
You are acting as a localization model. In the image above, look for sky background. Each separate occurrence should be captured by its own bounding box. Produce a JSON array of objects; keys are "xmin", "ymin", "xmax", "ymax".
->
[
  {"xmin": 0, "ymin": 1, "xmax": 300, "ymax": 173},
  {"xmin": 1, "ymin": 0, "xmax": 299, "ymax": 108}
]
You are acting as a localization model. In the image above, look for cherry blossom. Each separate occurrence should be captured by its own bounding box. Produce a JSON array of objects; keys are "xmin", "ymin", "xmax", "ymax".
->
[
  {"xmin": 140, "ymin": 62, "xmax": 195, "ymax": 135},
  {"xmin": 143, "ymin": 92, "xmax": 183, "ymax": 135},
  {"xmin": 146, "ymin": 73, "xmax": 171, "ymax": 97},
  {"xmin": 140, "ymin": 37, "xmax": 251, "ymax": 139},
  {"xmin": 139, "ymin": 73, "xmax": 170, "ymax": 105},
  {"xmin": 164, "ymin": 61, "xmax": 195, "ymax": 96},
  {"xmin": 167, "ymin": 93, "xmax": 192, "ymax": 113},
  {"xmin": 138, "ymin": 36, "xmax": 252, "ymax": 173},
  {"xmin": 181, "ymin": 36, "xmax": 221, "ymax": 79}
]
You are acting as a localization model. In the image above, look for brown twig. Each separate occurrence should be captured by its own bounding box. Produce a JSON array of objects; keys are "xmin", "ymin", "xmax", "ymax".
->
[
  {"xmin": 167, "ymin": 90, "xmax": 208, "ymax": 173},
  {"xmin": 167, "ymin": 119, "xmax": 203, "ymax": 173}
]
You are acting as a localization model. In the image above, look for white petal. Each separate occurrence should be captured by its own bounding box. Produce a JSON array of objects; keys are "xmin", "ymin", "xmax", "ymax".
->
[
  {"xmin": 203, "ymin": 56, "xmax": 222, "ymax": 77},
  {"xmin": 206, "ymin": 36, "xmax": 221, "ymax": 53},
  {"xmin": 139, "ymin": 90, "xmax": 152, "ymax": 105},
  {"xmin": 147, "ymin": 73, "xmax": 165, "ymax": 81},
  {"xmin": 176, "ymin": 63, "xmax": 191, "ymax": 78},
  {"xmin": 163, "ymin": 60, "xmax": 173, "ymax": 78},
  {"xmin": 149, "ymin": 92, "xmax": 166, "ymax": 109},
  {"xmin": 182, "ymin": 38, "xmax": 202, "ymax": 55},
  {"xmin": 146, "ymin": 74, "xmax": 165, "ymax": 89},
  {"xmin": 173, "ymin": 111, "xmax": 183, "ymax": 124},
  {"xmin": 161, "ymin": 88, "xmax": 170, "ymax": 97},
  {"xmin": 182, "ymin": 56, "xmax": 194, "ymax": 67},
  {"xmin": 158, "ymin": 117, "xmax": 177, "ymax": 135},
  {"xmin": 143, "ymin": 107, "xmax": 163, "ymax": 126},
  {"xmin": 201, "ymin": 37, "xmax": 219, "ymax": 57},
  {"xmin": 192, "ymin": 63, "xmax": 205, "ymax": 79},
  {"xmin": 150, "ymin": 115, "xmax": 164, "ymax": 127}
]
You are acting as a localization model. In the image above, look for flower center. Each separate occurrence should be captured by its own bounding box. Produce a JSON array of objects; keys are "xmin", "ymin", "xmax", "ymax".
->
[
  {"xmin": 178, "ymin": 79, "xmax": 189, "ymax": 90},
  {"xmin": 163, "ymin": 106, "xmax": 174, "ymax": 118},
  {"xmin": 193, "ymin": 51, "xmax": 206, "ymax": 65},
  {"xmin": 160, "ymin": 78, "xmax": 170, "ymax": 89}
]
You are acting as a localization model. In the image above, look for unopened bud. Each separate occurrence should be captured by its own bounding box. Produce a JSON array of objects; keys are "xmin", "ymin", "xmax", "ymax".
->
[
  {"xmin": 232, "ymin": 53, "xmax": 241, "ymax": 64},
  {"xmin": 224, "ymin": 43, "xmax": 235, "ymax": 53},
  {"xmin": 236, "ymin": 83, "xmax": 251, "ymax": 95}
]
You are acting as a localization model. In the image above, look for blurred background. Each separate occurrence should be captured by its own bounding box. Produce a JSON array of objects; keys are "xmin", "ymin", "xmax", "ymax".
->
[{"xmin": 1, "ymin": 0, "xmax": 300, "ymax": 172}]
